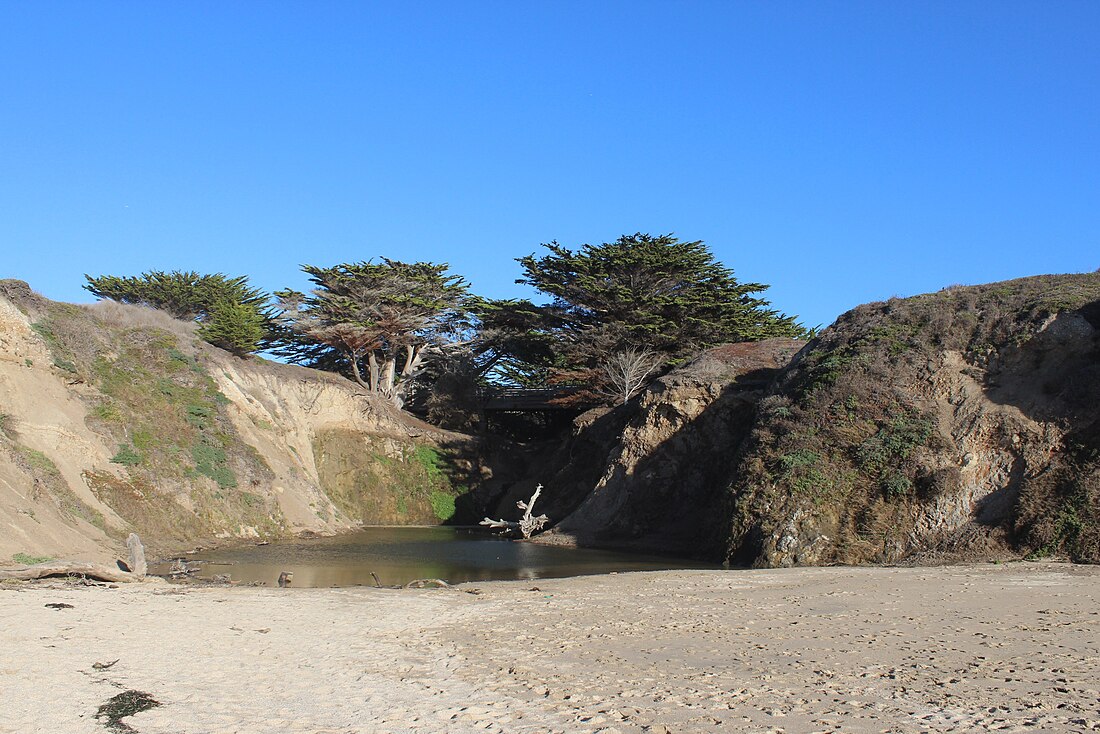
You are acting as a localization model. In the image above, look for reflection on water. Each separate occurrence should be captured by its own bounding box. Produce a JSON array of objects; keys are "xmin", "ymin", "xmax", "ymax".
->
[{"xmin": 155, "ymin": 526, "xmax": 717, "ymax": 588}]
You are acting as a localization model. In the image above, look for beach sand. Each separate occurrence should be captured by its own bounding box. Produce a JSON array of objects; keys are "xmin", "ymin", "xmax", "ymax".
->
[{"xmin": 1, "ymin": 562, "xmax": 1098, "ymax": 733}]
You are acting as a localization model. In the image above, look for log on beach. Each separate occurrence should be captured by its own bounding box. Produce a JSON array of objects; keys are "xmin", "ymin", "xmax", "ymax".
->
[{"xmin": 0, "ymin": 561, "xmax": 146, "ymax": 583}]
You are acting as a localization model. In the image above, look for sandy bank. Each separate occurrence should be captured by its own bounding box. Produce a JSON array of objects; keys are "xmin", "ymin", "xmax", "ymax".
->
[{"xmin": 1, "ymin": 563, "xmax": 1098, "ymax": 733}]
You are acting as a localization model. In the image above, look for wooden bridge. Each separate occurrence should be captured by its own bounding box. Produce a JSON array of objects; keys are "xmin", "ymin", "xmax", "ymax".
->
[
  {"xmin": 478, "ymin": 386, "xmax": 583, "ymax": 412},
  {"xmin": 475, "ymin": 386, "xmax": 588, "ymax": 439}
]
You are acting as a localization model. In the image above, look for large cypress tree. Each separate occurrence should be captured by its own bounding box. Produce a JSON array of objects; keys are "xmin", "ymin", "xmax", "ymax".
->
[
  {"xmin": 513, "ymin": 232, "xmax": 804, "ymax": 385},
  {"xmin": 274, "ymin": 259, "xmax": 469, "ymax": 405}
]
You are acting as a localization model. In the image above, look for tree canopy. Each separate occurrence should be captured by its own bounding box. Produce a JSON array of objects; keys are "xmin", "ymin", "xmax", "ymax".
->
[
  {"xmin": 510, "ymin": 233, "xmax": 804, "ymax": 388},
  {"xmin": 463, "ymin": 297, "xmax": 560, "ymax": 387},
  {"xmin": 273, "ymin": 259, "xmax": 469, "ymax": 404},
  {"xmin": 83, "ymin": 270, "xmax": 271, "ymax": 356},
  {"xmin": 81, "ymin": 234, "xmax": 804, "ymax": 417}
]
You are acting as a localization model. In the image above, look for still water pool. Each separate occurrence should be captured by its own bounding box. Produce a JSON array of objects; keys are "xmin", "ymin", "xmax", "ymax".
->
[{"xmin": 162, "ymin": 526, "xmax": 717, "ymax": 588}]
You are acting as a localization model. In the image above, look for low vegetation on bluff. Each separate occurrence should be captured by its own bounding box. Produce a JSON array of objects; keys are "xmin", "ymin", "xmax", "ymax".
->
[{"xmin": 719, "ymin": 274, "xmax": 1100, "ymax": 565}]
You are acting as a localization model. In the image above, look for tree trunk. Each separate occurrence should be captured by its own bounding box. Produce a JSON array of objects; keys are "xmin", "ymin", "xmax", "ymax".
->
[
  {"xmin": 347, "ymin": 350, "xmax": 371, "ymax": 389},
  {"xmin": 402, "ymin": 343, "xmax": 429, "ymax": 378},
  {"xmin": 379, "ymin": 357, "xmax": 396, "ymax": 396},
  {"xmin": 367, "ymin": 352, "xmax": 380, "ymax": 392},
  {"xmin": 402, "ymin": 343, "xmax": 428, "ymax": 378}
]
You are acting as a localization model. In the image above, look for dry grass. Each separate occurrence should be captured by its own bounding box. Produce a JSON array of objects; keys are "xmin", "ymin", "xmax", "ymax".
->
[{"xmin": 84, "ymin": 301, "xmax": 199, "ymax": 346}]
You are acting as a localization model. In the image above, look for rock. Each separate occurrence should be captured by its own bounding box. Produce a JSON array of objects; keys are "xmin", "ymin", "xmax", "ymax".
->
[{"xmin": 125, "ymin": 533, "xmax": 147, "ymax": 579}]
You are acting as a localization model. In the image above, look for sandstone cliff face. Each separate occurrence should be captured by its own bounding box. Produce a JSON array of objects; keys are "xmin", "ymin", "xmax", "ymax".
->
[
  {"xmin": 0, "ymin": 282, "xmax": 487, "ymax": 563},
  {"xmin": 0, "ymin": 291, "xmax": 125, "ymax": 562}
]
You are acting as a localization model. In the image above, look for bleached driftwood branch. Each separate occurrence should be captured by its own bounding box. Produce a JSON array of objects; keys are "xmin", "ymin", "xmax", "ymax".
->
[
  {"xmin": 480, "ymin": 484, "xmax": 549, "ymax": 539},
  {"xmin": 1, "ymin": 534, "xmax": 158, "ymax": 584},
  {"xmin": 0, "ymin": 562, "xmax": 143, "ymax": 583}
]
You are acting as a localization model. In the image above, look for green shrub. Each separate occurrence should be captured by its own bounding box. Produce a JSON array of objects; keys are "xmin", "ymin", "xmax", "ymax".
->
[
  {"xmin": 91, "ymin": 402, "xmax": 123, "ymax": 422},
  {"xmin": 185, "ymin": 403, "xmax": 214, "ymax": 428},
  {"xmin": 429, "ymin": 491, "xmax": 456, "ymax": 521},
  {"xmin": 778, "ymin": 449, "xmax": 821, "ymax": 473},
  {"xmin": 52, "ymin": 357, "xmax": 78, "ymax": 373},
  {"xmin": 198, "ymin": 463, "xmax": 237, "ymax": 489},
  {"xmin": 30, "ymin": 321, "xmax": 57, "ymax": 347},
  {"xmin": 111, "ymin": 444, "xmax": 143, "ymax": 467},
  {"xmin": 412, "ymin": 445, "xmax": 444, "ymax": 479},
  {"xmin": 131, "ymin": 429, "xmax": 156, "ymax": 451},
  {"xmin": 12, "ymin": 552, "xmax": 53, "ymax": 565},
  {"xmin": 856, "ymin": 415, "xmax": 934, "ymax": 474},
  {"xmin": 882, "ymin": 473, "xmax": 913, "ymax": 499},
  {"xmin": 165, "ymin": 347, "xmax": 205, "ymax": 375},
  {"xmin": 192, "ymin": 443, "xmax": 227, "ymax": 466},
  {"xmin": 192, "ymin": 442, "xmax": 236, "ymax": 488},
  {"xmin": 22, "ymin": 448, "xmax": 58, "ymax": 473}
]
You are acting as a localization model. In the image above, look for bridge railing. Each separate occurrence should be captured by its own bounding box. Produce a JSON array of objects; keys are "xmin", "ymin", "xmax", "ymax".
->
[{"xmin": 478, "ymin": 386, "xmax": 584, "ymax": 411}]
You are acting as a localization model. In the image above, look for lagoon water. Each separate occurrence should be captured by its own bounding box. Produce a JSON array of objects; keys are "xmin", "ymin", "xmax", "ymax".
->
[{"xmin": 163, "ymin": 526, "xmax": 717, "ymax": 588}]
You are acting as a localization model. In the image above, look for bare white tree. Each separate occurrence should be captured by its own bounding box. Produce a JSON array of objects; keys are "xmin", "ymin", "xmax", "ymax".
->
[
  {"xmin": 481, "ymin": 484, "xmax": 549, "ymax": 539},
  {"xmin": 600, "ymin": 347, "xmax": 662, "ymax": 405}
]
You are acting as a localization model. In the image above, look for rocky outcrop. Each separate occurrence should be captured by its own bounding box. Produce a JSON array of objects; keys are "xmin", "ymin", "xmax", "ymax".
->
[
  {"xmin": 530, "ymin": 274, "xmax": 1099, "ymax": 567},
  {"xmin": 721, "ymin": 274, "xmax": 1100, "ymax": 566},
  {"xmin": 533, "ymin": 339, "xmax": 805, "ymax": 554}
]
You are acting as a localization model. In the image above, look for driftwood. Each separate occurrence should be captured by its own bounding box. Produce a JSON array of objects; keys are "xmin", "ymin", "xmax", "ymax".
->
[
  {"xmin": 0, "ymin": 561, "xmax": 143, "ymax": 583},
  {"xmin": 481, "ymin": 484, "xmax": 549, "ymax": 539},
  {"xmin": 5, "ymin": 534, "xmax": 153, "ymax": 584},
  {"xmin": 404, "ymin": 578, "xmax": 453, "ymax": 589},
  {"xmin": 169, "ymin": 559, "xmax": 197, "ymax": 578}
]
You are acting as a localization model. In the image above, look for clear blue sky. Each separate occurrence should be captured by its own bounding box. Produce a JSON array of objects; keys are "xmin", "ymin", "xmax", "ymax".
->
[{"xmin": 2, "ymin": 1, "xmax": 1097, "ymax": 329}]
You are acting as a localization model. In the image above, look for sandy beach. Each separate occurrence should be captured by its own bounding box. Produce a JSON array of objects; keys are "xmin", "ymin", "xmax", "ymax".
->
[{"xmin": 2, "ymin": 562, "xmax": 1098, "ymax": 734}]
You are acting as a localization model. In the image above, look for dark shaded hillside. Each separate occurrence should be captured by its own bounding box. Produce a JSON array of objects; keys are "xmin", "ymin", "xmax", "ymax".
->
[{"xmin": 521, "ymin": 339, "xmax": 806, "ymax": 554}]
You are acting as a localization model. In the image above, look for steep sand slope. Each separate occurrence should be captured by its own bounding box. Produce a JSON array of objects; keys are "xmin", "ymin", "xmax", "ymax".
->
[{"xmin": 0, "ymin": 282, "xmax": 488, "ymax": 564}]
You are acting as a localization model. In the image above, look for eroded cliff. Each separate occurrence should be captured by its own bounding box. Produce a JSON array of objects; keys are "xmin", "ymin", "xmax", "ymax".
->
[
  {"xmin": 536, "ymin": 339, "xmax": 804, "ymax": 554},
  {"xmin": 533, "ymin": 273, "xmax": 1099, "ymax": 566},
  {"xmin": 721, "ymin": 273, "xmax": 1100, "ymax": 566},
  {"xmin": 5, "ymin": 273, "xmax": 1097, "ymax": 569},
  {"xmin": 0, "ymin": 281, "xmax": 499, "ymax": 563}
]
